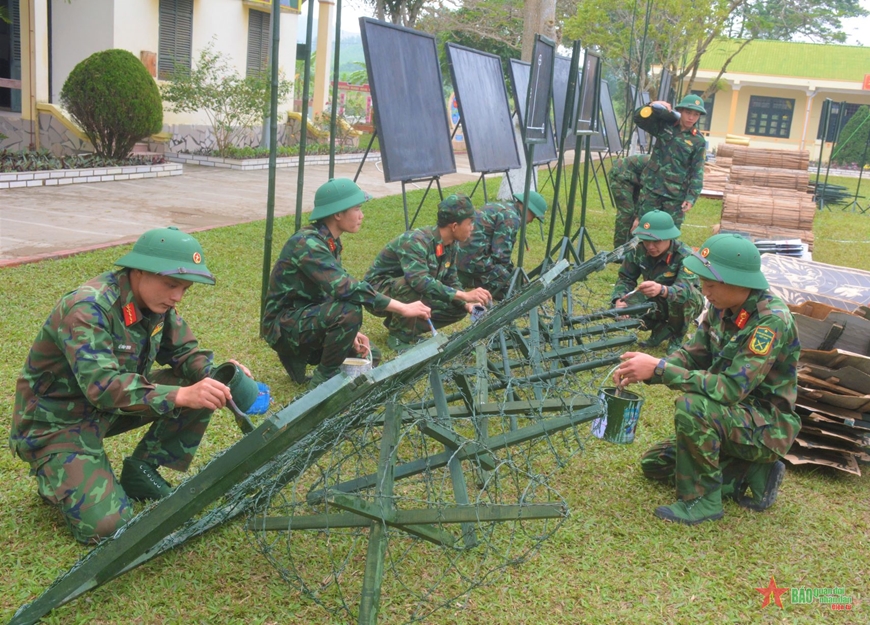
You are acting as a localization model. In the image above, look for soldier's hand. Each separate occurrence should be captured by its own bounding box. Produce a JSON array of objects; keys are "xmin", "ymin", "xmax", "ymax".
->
[
  {"xmin": 614, "ymin": 299, "xmax": 628, "ymax": 309},
  {"xmin": 637, "ymin": 281, "xmax": 662, "ymax": 297},
  {"xmin": 353, "ymin": 332, "xmax": 371, "ymax": 357},
  {"xmin": 228, "ymin": 359, "xmax": 253, "ymax": 378},
  {"xmin": 175, "ymin": 378, "xmax": 231, "ymax": 410},
  {"xmin": 681, "ymin": 201, "xmax": 693, "ymax": 213},
  {"xmin": 399, "ymin": 300, "xmax": 431, "ymax": 319},
  {"xmin": 459, "ymin": 288, "xmax": 492, "ymax": 306},
  {"xmin": 615, "ymin": 351, "xmax": 659, "ymax": 387}
]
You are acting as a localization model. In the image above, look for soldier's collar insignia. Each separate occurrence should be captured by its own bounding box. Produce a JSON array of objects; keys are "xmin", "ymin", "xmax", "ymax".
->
[
  {"xmin": 666, "ymin": 252, "xmax": 672, "ymax": 265},
  {"xmin": 692, "ymin": 128, "xmax": 697, "ymax": 136},
  {"xmin": 749, "ymin": 325, "xmax": 775, "ymax": 356},
  {"xmin": 327, "ymin": 238, "xmax": 337, "ymax": 253},
  {"xmin": 735, "ymin": 308, "xmax": 750, "ymax": 329},
  {"xmin": 700, "ymin": 247, "xmax": 710, "ymax": 257},
  {"xmin": 192, "ymin": 252, "xmax": 202, "ymax": 264},
  {"xmin": 445, "ymin": 261, "xmax": 451, "ymax": 268},
  {"xmin": 643, "ymin": 222, "xmax": 651, "ymax": 229},
  {"xmin": 151, "ymin": 322, "xmax": 164, "ymax": 337},
  {"xmin": 436, "ymin": 243, "xmax": 444, "ymax": 257},
  {"xmin": 123, "ymin": 302, "xmax": 139, "ymax": 327}
]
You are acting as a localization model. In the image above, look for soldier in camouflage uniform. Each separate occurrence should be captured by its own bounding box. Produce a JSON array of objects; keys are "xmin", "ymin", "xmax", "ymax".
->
[
  {"xmin": 10, "ymin": 227, "xmax": 250, "ymax": 543},
  {"xmin": 365, "ymin": 193, "xmax": 493, "ymax": 350},
  {"xmin": 610, "ymin": 154, "xmax": 650, "ymax": 248},
  {"xmin": 262, "ymin": 178, "xmax": 431, "ymax": 388},
  {"xmin": 456, "ymin": 191, "xmax": 547, "ymax": 301},
  {"xmin": 634, "ymin": 94, "xmax": 707, "ymax": 228},
  {"xmin": 614, "ymin": 233, "xmax": 800, "ymax": 525},
  {"xmin": 611, "ymin": 210, "xmax": 702, "ymax": 353}
]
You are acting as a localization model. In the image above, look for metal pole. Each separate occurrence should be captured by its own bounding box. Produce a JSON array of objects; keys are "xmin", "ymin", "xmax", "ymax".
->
[
  {"xmin": 294, "ymin": 0, "xmax": 316, "ymax": 233},
  {"xmin": 259, "ymin": 0, "xmax": 282, "ymax": 333},
  {"xmin": 517, "ymin": 142, "xmax": 536, "ymax": 269},
  {"xmin": 850, "ymin": 127, "xmax": 870, "ymax": 212},
  {"xmin": 329, "ymin": 0, "xmax": 342, "ymax": 177},
  {"xmin": 821, "ymin": 100, "xmax": 848, "ymax": 209},
  {"xmin": 814, "ymin": 98, "xmax": 832, "ymax": 199}
]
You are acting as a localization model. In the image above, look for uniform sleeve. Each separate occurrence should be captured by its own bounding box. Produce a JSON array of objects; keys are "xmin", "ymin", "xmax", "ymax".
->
[
  {"xmin": 400, "ymin": 236, "xmax": 458, "ymax": 303},
  {"xmin": 611, "ymin": 256, "xmax": 641, "ymax": 303},
  {"xmin": 155, "ymin": 309, "xmax": 214, "ymax": 381},
  {"xmin": 684, "ymin": 141, "xmax": 706, "ymax": 204},
  {"xmin": 61, "ymin": 303, "xmax": 179, "ymax": 416},
  {"xmin": 489, "ymin": 213, "xmax": 517, "ymax": 280},
  {"xmin": 664, "ymin": 262, "xmax": 701, "ymax": 306},
  {"xmin": 659, "ymin": 316, "xmax": 787, "ymax": 405},
  {"xmin": 299, "ymin": 237, "xmax": 391, "ymax": 311}
]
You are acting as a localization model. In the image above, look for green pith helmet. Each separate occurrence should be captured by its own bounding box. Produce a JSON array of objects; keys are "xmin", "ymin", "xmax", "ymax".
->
[
  {"xmin": 116, "ymin": 226, "xmax": 215, "ymax": 285},
  {"xmin": 632, "ymin": 210, "xmax": 680, "ymax": 241},
  {"xmin": 310, "ymin": 178, "xmax": 370, "ymax": 221},
  {"xmin": 683, "ymin": 233, "xmax": 769, "ymax": 289},
  {"xmin": 513, "ymin": 191, "xmax": 547, "ymax": 221},
  {"xmin": 675, "ymin": 94, "xmax": 706, "ymax": 115},
  {"xmin": 437, "ymin": 193, "xmax": 475, "ymax": 223}
]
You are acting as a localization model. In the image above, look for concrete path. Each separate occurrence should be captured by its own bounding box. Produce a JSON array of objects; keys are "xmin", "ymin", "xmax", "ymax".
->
[{"xmin": 0, "ymin": 154, "xmax": 484, "ymax": 266}]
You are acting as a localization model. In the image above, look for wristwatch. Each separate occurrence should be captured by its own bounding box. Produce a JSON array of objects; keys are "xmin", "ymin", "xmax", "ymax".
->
[{"xmin": 654, "ymin": 358, "xmax": 666, "ymax": 377}]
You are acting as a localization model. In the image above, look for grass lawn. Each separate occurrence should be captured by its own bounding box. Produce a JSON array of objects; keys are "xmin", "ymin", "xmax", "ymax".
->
[{"xmin": 1, "ymin": 172, "xmax": 868, "ymax": 624}]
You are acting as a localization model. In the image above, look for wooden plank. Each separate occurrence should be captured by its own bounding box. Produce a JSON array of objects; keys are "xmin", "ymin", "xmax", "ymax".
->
[
  {"xmin": 784, "ymin": 448, "xmax": 861, "ymax": 476},
  {"xmin": 800, "ymin": 364, "xmax": 870, "ymax": 395},
  {"xmin": 797, "ymin": 370, "xmax": 864, "ymax": 397},
  {"xmin": 798, "ymin": 386, "xmax": 870, "ymax": 412},
  {"xmin": 802, "ymin": 349, "xmax": 870, "ymax": 376},
  {"xmin": 0, "ymin": 77, "xmax": 22, "ymax": 89}
]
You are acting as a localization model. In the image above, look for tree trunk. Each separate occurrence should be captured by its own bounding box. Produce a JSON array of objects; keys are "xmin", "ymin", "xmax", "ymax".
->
[{"xmin": 522, "ymin": 0, "xmax": 557, "ymax": 61}]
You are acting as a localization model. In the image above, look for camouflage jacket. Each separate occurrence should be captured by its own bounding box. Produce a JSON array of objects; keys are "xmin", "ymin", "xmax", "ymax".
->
[
  {"xmin": 261, "ymin": 222, "xmax": 390, "ymax": 346},
  {"xmin": 655, "ymin": 290, "xmax": 801, "ymax": 456},
  {"xmin": 10, "ymin": 269, "xmax": 213, "ymax": 463},
  {"xmin": 634, "ymin": 106, "xmax": 706, "ymax": 204},
  {"xmin": 611, "ymin": 240, "xmax": 700, "ymax": 306},
  {"xmin": 455, "ymin": 201, "xmax": 521, "ymax": 283},
  {"xmin": 609, "ymin": 154, "xmax": 650, "ymax": 189},
  {"xmin": 364, "ymin": 225, "xmax": 463, "ymax": 306}
]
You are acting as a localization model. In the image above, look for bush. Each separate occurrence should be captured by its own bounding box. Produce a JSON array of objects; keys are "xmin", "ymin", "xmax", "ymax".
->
[
  {"xmin": 831, "ymin": 105, "xmax": 870, "ymax": 168},
  {"xmin": 60, "ymin": 49, "xmax": 163, "ymax": 159}
]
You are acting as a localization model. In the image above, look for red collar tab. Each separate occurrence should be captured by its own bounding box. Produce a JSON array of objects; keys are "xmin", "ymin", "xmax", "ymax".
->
[
  {"xmin": 122, "ymin": 302, "xmax": 139, "ymax": 327},
  {"xmin": 692, "ymin": 128, "xmax": 697, "ymax": 136},
  {"xmin": 735, "ymin": 309, "xmax": 750, "ymax": 329},
  {"xmin": 666, "ymin": 252, "xmax": 672, "ymax": 265},
  {"xmin": 327, "ymin": 238, "xmax": 337, "ymax": 253},
  {"xmin": 436, "ymin": 243, "xmax": 444, "ymax": 257}
]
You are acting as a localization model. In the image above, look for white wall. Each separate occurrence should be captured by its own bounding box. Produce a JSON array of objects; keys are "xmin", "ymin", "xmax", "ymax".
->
[
  {"xmin": 50, "ymin": 0, "xmax": 114, "ymax": 103},
  {"xmin": 113, "ymin": 0, "xmax": 159, "ymax": 66}
]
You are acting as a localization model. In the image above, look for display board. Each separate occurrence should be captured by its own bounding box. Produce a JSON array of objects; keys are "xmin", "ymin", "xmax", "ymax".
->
[
  {"xmin": 445, "ymin": 43, "xmax": 520, "ymax": 174},
  {"xmin": 508, "ymin": 58, "xmax": 558, "ymax": 164},
  {"xmin": 359, "ymin": 18, "xmax": 456, "ymax": 183},
  {"xmin": 553, "ymin": 55, "xmax": 579, "ymax": 152},
  {"xmin": 630, "ymin": 84, "xmax": 650, "ymax": 149},
  {"xmin": 524, "ymin": 35, "xmax": 556, "ymax": 145},
  {"xmin": 575, "ymin": 51, "xmax": 601, "ymax": 135},
  {"xmin": 598, "ymin": 81, "xmax": 622, "ymax": 153},
  {"xmin": 657, "ymin": 68, "xmax": 673, "ymax": 103}
]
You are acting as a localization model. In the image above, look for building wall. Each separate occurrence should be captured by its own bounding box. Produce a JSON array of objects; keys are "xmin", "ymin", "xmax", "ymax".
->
[{"xmin": 50, "ymin": 0, "xmax": 114, "ymax": 104}]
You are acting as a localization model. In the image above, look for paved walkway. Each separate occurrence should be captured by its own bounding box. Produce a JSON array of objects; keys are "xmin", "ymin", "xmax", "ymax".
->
[{"xmin": 0, "ymin": 154, "xmax": 484, "ymax": 266}]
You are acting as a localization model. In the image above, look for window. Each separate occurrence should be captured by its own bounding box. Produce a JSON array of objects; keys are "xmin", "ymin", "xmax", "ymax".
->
[
  {"xmin": 818, "ymin": 102, "xmax": 861, "ymax": 142},
  {"xmin": 690, "ymin": 90, "xmax": 715, "ymax": 132},
  {"xmin": 158, "ymin": 0, "xmax": 194, "ymax": 80},
  {"xmin": 745, "ymin": 96, "xmax": 794, "ymax": 138},
  {"xmin": 247, "ymin": 9, "xmax": 270, "ymax": 77}
]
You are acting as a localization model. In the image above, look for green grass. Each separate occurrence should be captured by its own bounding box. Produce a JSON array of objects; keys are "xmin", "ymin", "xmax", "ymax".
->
[{"xmin": 1, "ymin": 173, "xmax": 868, "ymax": 624}]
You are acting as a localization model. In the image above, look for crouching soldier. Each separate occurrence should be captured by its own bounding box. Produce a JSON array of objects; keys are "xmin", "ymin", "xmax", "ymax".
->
[
  {"xmin": 610, "ymin": 154, "xmax": 650, "ymax": 249},
  {"xmin": 614, "ymin": 233, "xmax": 800, "ymax": 525},
  {"xmin": 611, "ymin": 210, "xmax": 702, "ymax": 353}
]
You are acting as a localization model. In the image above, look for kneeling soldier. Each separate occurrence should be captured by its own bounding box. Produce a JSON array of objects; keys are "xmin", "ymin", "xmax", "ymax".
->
[{"xmin": 614, "ymin": 233, "xmax": 800, "ymax": 525}]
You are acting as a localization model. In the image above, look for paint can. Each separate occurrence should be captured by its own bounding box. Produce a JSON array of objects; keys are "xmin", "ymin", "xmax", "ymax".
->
[
  {"xmin": 470, "ymin": 304, "xmax": 487, "ymax": 323},
  {"xmin": 591, "ymin": 387, "xmax": 644, "ymax": 444},
  {"xmin": 341, "ymin": 356, "xmax": 372, "ymax": 379}
]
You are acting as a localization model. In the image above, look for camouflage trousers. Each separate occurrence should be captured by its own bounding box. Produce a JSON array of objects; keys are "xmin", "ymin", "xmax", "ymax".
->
[
  {"xmin": 31, "ymin": 369, "xmax": 212, "ymax": 543},
  {"xmin": 611, "ymin": 182, "xmax": 640, "ymax": 248},
  {"xmin": 640, "ymin": 393, "xmax": 780, "ymax": 500},
  {"xmin": 637, "ymin": 190, "xmax": 686, "ymax": 228},
  {"xmin": 458, "ymin": 267, "xmax": 512, "ymax": 302},
  {"xmin": 368, "ymin": 276, "xmax": 467, "ymax": 341},
  {"xmin": 641, "ymin": 293, "xmax": 702, "ymax": 343},
  {"xmin": 270, "ymin": 299, "xmax": 365, "ymax": 372}
]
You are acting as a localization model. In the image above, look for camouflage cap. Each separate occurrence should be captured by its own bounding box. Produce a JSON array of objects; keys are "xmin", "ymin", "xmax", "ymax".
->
[
  {"xmin": 437, "ymin": 193, "xmax": 475, "ymax": 223},
  {"xmin": 632, "ymin": 210, "xmax": 681, "ymax": 241},
  {"xmin": 513, "ymin": 191, "xmax": 547, "ymax": 221},
  {"xmin": 675, "ymin": 94, "xmax": 706, "ymax": 115},
  {"xmin": 683, "ymin": 233, "xmax": 769, "ymax": 290},
  {"xmin": 116, "ymin": 226, "xmax": 215, "ymax": 285}
]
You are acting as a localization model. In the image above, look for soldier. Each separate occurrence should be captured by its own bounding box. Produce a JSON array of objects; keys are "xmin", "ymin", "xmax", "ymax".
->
[
  {"xmin": 262, "ymin": 178, "xmax": 431, "ymax": 389},
  {"xmin": 610, "ymin": 154, "xmax": 650, "ymax": 248},
  {"xmin": 456, "ymin": 191, "xmax": 547, "ymax": 301},
  {"xmin": 633, "ymin": 94, "xmax": 707, "ymax": 228},
  {"xmin": 614, "ymin": 233, "xmax": 800, "ymax": 525},
  {"xmin": 611, "ymin": 210, "xmax": 702, "ymax": 353},
  {"xmin": 10, "ymin": 227, "xmax": 250, "ymax": 543},
  {"xmin": 365, "ymin": 193, "xmax": 492, "ymax": 351}
]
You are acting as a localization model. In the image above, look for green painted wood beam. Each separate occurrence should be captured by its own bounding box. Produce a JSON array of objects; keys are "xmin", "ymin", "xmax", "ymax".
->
[{"xmin": 330, "ymin": 493, "xmax": 456, "ymax": 548}]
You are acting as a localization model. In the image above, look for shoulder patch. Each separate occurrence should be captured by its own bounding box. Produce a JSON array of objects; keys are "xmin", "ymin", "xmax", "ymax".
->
[{"xmin": 748, "ymin": 326, "xmax": 775, "ymax": 356}]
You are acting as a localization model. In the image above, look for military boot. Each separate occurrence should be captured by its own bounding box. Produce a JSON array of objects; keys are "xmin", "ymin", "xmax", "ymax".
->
[
  {"xmin": 654, "ymin": 489, "xmax": 724, "ymax": 525},
  {"xmin": 120, "ymin": 457, "xmax": 173, "ymax": 501},
  {"xmin": 720, "ymin": 456, "xmax": 749, "ymax": 500},
  {"xmin": 277, "ymin": 350, "xmax": 310, "ymax": 385},
  {"xmin": 737, "ymin": 461, "xmax": 785, "ymax": 512},
  {"xmin": 308, "ymin": 365, "xmax": 341, "ymax": 390},
  {"xmin": 640, "ymin": 325, "xmax": 673, "ymax": 349}
]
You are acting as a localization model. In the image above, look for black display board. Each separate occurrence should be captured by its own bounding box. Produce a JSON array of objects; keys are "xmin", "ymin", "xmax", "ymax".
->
[
  {"xmin": 524, "ymin": 35, "xmax": 556, "ymax": 145},
  {"xmin": 575, "ymin": 51, "xmax": 601, "ymax": 135},
  {"xmin": 553, "ymin": 55, "xmax": 579, "ymax": 152},
  {"xmin": 508, "ymin": 58, "xmax": 558, "ymax": 164},
  {"xmin": 657, "ymin": 68, "xmax": 673, "ymax": 103},
  {"xmin": 598, "ymin": 81, "xmax": 622, "ymax": 153},
  {"xmin": 445, "ymin": 43, "xmax": 520, "ymax": 174},
  {"xmin": 630, "ymin": 84, "xmax": 651, "ymax": 149},
  {"xmin": 359, "ymin": 18, "xmax": 456, "ymax": 183}
]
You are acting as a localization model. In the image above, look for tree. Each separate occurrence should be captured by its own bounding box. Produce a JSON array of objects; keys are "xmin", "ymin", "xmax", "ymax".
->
[
  {"xmin": 161, "ymin": 43, "xmax": 292, "ymax": 158},
  {"xmin": 831, "ymin": 105, "xmax": 870, "ymax": 168}
]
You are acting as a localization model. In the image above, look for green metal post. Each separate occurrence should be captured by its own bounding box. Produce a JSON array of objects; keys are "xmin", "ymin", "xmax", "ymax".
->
[
  {"xmin": 294, "ymin": 0, "xmax": 316, "ymax": 233},
  {"xmin": 328, "ymin": 0, "xmax": 342, "ymax": 177}
]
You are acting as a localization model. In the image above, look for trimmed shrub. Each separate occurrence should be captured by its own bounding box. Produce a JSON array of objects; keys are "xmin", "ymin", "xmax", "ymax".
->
[
  {"xmin": 831, "ymin": 105, "xmax": 870, "ymax": 168},
  {"xmin": 60, "ymin": 49, "xmax": 163, "ymax": 159}
]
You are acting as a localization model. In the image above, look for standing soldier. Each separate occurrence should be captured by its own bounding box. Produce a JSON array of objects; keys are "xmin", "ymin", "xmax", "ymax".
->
[
  {"xmin": 365, "ymin": 193, "xmax": 492, "ymax": 351},
  {"xmin": 611, "ymin": 210, "xmax": 702, "ymax": 353},
  {"xmin": 262, "ymin": 178, "xmax": 431, "ymax": 389},
  {"xmin": 10, "ymin": 227, "xmax": 250, "ymax": 543},
  {"xmin": 634, "ymin": 94, "xmax": 707, "ymax": 227},
  {"xmin": 456, "ymin": 191, "xmax": 547, "ymax": 301},
  {"xmin": 610, "ymin": 154, "xmax": 650, "ymax": 248},
  {"xmin": 614, "ymin": 233, "xmax": 800, "ymax": 525}
]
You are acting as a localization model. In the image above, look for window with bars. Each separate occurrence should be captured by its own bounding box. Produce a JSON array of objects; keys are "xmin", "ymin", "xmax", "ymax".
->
[
  {"xmin": 158, "ymin": 0, "xmax": 193, "ymax": 80},
  {"xmin": 690, "ymin": 90, "xmax": 715, "ymax": 132},
  {"xmin": 745, "ymin": 96, "xmax": 794, "ymax": 138},
  {"xmin": 247, "ymin": 9, "xmax": 270, "ymax": 77},
  {"xmin": 817, "ymin": 102, "xmax": 862, "ymax": 142}
]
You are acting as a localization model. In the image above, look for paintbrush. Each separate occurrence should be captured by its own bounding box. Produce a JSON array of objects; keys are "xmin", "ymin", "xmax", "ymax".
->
[{"xmin": 427, "ymin": 318, "xmax": 437, "ymax": 336}]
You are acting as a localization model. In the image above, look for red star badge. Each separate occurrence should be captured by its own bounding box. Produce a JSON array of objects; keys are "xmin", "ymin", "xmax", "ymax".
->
[{"xmin": 756, "ymin": 576, "xmax": 788, "ymax": 609}]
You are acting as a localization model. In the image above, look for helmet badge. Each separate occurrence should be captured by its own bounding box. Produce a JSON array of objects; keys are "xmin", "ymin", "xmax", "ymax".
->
[
  {"xmin": 192, "ymin": 251, "xmax": 202, "ymax": 264},
  {"xmin": 643, "ymin": 222, "xmax": 651, "ymax": 229},
  {"xmin": 700, "ymin": 247, "xmax": 710, "ymax": 258}
]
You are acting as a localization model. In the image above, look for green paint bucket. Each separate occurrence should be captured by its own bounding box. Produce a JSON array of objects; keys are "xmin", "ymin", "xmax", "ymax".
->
[
  {"xmin": 211, "ymin": 362, "xmax": 259, "ymax": 413},
  {"xmin": 591, "ymin": 387, "xmax": 644, "ymax": 444}
]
